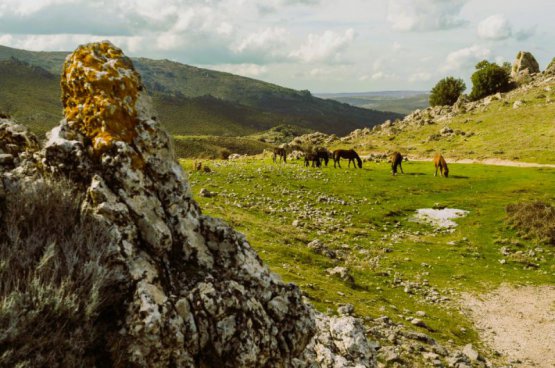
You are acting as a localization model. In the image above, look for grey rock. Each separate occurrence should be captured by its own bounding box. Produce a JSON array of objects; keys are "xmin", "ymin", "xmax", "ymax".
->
[
  {"xmin": 462, "ymin": 343, "xmax": 481, "ymax": 362},
  {"xmin": 511, "ymin": 51, "xmax": 540, "ymax": 79},
  {"xmin": 0, "ymin": 154, "xmax": 14, "ymax": 165},
  {"xmin": 199, "ymin": 188, "xmax": 217, "ymax": 197},
  {"xmin": 337, "ymin": 304, "xmax": 355, "ymax": 316},
  {"xmin": 326, "ymin": 266, "xmax": 354, "ymax": 284},
  {"xmin": 2, "ymin": 43, "xmax": 316, "ymax": 368}
]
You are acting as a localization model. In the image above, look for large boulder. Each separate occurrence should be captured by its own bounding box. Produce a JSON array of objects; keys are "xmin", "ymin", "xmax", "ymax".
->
[
  {"xmin": 511, "ymin": 51, "xmax": 540, "ymax": 80},
  {"xmin": 0, "ymin": 41, "xmax": 377, "ymax": 367},
  {"xmin": 3, "ymin": 41, "xmax": 315, "ymax": 367}
]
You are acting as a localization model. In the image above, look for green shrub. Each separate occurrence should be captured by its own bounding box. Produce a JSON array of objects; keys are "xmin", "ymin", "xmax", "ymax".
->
[
  {"xmin": 429, "ymin": 77, "xmax": 466, "ymax": 106},
  {"xmin": 469, "ymin": 60, "xmax": 514, "ymax": 101},
  {"xmin": 0, "ymin": 180, "xmax": 130, "ymax": 367},
  {"xmin": 506, "ymin": 201, "xmax": 555, "ymax": 245}
]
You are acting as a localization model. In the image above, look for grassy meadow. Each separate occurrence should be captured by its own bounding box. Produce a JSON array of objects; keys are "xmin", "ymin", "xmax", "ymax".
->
[{"xmin": 182, "ymin": 157, "xmax": 555, "ymax": 351}]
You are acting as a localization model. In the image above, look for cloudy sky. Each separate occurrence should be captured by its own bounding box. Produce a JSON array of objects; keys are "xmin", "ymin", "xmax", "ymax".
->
[{"xmin": 0, "ymin": 0, "xmax": 553, "ymax": 93}]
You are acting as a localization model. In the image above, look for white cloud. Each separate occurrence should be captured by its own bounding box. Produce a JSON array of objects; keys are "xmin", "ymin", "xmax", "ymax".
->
[
  {"xmin": 387, "ymin": 0, "xmax": 468, "ymax": 31},
  {"xmin": 289, "ymin": 28, "xmax": 355, "ymax": 63},
  {"xmin": 232, "ymin": 27, "xmax": 288, "ymax": 54},
  {"xmin": 443, "ymin": 45, "xmax": 491, "ymax": 72},
  {"xmin": 477, "ymin": 14, "xmax": 512, "ymax": 40}
]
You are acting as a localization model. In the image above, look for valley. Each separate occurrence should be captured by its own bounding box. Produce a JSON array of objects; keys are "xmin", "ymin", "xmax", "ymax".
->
[{"xmin": 184, "ymin": 157, "xmax": 555, "ymax": 366}]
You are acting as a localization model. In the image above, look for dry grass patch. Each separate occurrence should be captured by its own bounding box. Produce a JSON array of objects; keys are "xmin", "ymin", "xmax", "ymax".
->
[
  {"xmin": 0, "ymin": 179, "xmax": 130, "ymax": 367},
  {"xmin": 506, "ymin": 201, "xmax": 555, "ymax": 245}
]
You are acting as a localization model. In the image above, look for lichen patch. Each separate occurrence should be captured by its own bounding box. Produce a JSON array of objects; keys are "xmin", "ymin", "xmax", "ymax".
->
[{"xmin": 61, "ymin": 41, "xmax": 141, "ymax": 152}]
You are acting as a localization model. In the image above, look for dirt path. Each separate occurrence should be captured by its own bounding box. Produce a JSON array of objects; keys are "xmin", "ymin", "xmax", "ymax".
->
[
  {"xmin": 407, "ymin": 157, "xmax": 555, "ymax": 168},
  {"xmin": 461, "ymin": 285, "xmax": 555, "ymax": 367}
]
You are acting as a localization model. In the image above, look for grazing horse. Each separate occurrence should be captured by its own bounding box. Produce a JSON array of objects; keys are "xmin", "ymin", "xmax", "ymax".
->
[
  {"xmin": 304, "ymin": 152, "xmax": 321, "ymax": 167},
  {"xmin": 434, "ymin": 153, "xmax": 449, "ymax": 177},
  {"xmin": 333, "ymin": 149, "xmax": 363, "ymax": 168},
  {"xmin": 273, "ymin": 147, "xmax": 287, "ymax": 163},
  {"xmin": 314, "ymin": 147, "xmax": 331, "ymax": 167},
  {"xmin": 390, "ymin": 152, "xmax": 404, "ymax": 175}
]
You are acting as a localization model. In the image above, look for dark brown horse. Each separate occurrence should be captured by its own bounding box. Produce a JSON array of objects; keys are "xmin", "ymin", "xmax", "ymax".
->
[
  {"xmin": 304, "ymin": 152, "xmax": 321, "ymax": 167},
  {"xmin": 314, "ymin": 147, "xmax": 331, "ymax": 167},
  {"xmin": 434, "ymin": 153, "xmax": 449, "ymax": 177},
  {"xmin": 390, "ymin": 152, "xmax": 404, "ymax": 175},
  {"xmin": 333, "ymin": 149, "xmax": 362, "ymax": 168},
  {"xmin": 272, "ymin": 147, "xmax": 287, "ymax": 163}
]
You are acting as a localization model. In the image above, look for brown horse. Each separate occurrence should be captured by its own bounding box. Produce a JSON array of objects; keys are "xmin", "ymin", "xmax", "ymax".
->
[
  {"xmin": 333, "ymin": 149, "xmax": 362, "ymax": 168},
  {"xmin": 390, "ymin": 152, "xmax": 404, "ymax": 175},
  {"xmin": 304, "ymin": 152, "xmax": 321, "ymax": 167},
  {"xmin": 314, "ymin": 147, "xmax": 331, "ymax": 167},
  {"xmin": 273, "ymin": 147, "xmax": 287, "ymax": 163},
  {"xmin": 434, "ymin": 154, "xmax": 449, "ymax": 177}
]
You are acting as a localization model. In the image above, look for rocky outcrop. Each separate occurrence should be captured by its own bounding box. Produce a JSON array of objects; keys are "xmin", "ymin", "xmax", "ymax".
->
[
  {"xmin": 0, "ymin": 119, "xmax": 40, "ymax": 169},
  {"xmin": 511, "ymin": 51, "xmax": 540, "ymax": 82},
  {"xmin": 545, "ymin": 57, "xmax": 555, "ymax": 75},
  {"xmin": 300, "ymin": 312, "xmax": 375, "ymax": 368},
  {"xmin": 0, "ymin": 41, "xmax": 380, "ymax": 367}
]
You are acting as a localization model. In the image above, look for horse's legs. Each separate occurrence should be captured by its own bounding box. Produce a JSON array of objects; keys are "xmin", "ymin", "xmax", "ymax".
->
[
  {"xmin": 435, "ymin": 164, "xmax": 438, "ymax": 176},
  {"xmin": 399, "ymin": 162, "xmax": 404, "ymax": 174}
]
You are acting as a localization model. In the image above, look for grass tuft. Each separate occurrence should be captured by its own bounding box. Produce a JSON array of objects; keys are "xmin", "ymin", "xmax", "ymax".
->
[{"xmin": 506, "ymin": 201, "xmax": 555, "ymax": 245}]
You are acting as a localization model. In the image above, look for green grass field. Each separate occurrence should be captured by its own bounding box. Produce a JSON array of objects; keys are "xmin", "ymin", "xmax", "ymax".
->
[{"xmin": 182, "ymin": 157, "xmax": 555, "ymax": 353}]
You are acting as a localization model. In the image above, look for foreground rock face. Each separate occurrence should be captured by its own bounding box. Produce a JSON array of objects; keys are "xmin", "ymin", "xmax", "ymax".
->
[
  {"xmin": 1, "ymin": 41, "xmax": 379, "ymax": 367},
  {"xmin": 6, "ymin": 41, "xmax": 313, "ymax": 367}
]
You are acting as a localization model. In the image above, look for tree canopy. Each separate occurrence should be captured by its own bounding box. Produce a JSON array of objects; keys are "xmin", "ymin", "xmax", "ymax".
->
[
  {"xmin": 469, "ymin": 60, "xmax": 513, "ymax": 101},
  {"xmin": 429, "ymin": 77, "xmax": 466, "ymax": 107}
]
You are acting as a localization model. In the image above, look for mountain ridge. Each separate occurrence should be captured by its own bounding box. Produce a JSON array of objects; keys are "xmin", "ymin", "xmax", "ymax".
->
[{"xmin": 0, "ymin": 44, "xmax": 402, "ymax": 137}]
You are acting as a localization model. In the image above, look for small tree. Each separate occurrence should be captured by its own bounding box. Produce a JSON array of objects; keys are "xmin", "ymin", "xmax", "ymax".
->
[
  {"xmin": 469, "ymin": 60, "xmax": 513, "ymax": 101},
  {"xmin": 429, "ymin": 77, "xmax": 466, "ymax": 106}
]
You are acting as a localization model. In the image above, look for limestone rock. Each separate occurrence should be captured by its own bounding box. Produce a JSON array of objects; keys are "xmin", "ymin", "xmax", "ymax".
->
[
  {"xmin": 299, "ymin": 312, "xmax": 376, "ymax": 368},
  {"xmin": 0, "ymin": 118, "xmax": 40, "ymax": 159},
  {"xmin": 511, "ymin": 51, "xmax": 540, "ymax": 79},
  {"xmin": 326, "ymin": 266, "xmax": 354, "ymax": 284},
  {"xmin": 6, "ymin": 41, "xmax": 316, "ymax": 368}
]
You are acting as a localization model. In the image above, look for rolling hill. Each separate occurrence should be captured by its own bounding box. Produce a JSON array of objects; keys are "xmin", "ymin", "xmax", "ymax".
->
[
  {"xmin": 0, "ymin": 44, "xmax": 402, "ymax": 137},
  {"xmin": 325, "ymin": 71, "xmax": 555, "ymax": 164}
]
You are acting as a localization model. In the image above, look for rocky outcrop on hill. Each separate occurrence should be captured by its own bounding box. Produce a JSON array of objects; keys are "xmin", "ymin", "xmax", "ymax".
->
[
  {"xmin": 368, "ymin": 60, "xmax": 555, "ymax": 141},
  {"xmin": 546, "ymin": 57, "xmax": 555, "ymax": 75},
  {"xmin": 290, "ymin": 131, "xmax": 339, "ymax": 148},
  {"xmin": 511, "ymin": 51, "xmax": 540, "ymax": 81},
  {"xmin": 0, "ymin": 41, "xmax": 381, "ymax": 367}
]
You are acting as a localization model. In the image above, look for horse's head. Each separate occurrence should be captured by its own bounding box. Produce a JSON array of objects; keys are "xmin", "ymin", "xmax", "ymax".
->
[
  {"xmin": 444, "ymin": 168, "xmax": 449, "ymax": 178},
  {"xmin": 357, "ymin": 160, "xmax": 362, "ymax": 168}
]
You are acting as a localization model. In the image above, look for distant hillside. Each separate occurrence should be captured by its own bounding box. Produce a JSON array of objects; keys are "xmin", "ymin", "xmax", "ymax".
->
[
  {"xmin": 329, "ymin": 73, "xmax": 555, "ymax": 164},
  {"xmin": 0, "ymin": 44, "xmax": 402, "ymax": 137},
  {"xmin": 316, "ymin": 90, "xmax": 429, "ymax": 115},
  {"xmin": 0, "ymin": 58, "xmax": 61, "ymax": 136}
]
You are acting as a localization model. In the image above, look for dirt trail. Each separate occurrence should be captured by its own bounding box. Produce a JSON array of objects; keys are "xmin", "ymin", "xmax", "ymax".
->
[
  {"xmin": 407, "ymin": 156, "xmax": 555, "ymax": 168},
  {"xmin": 461, "ymin": 285, "xmax": 555, "ymax": 368}
]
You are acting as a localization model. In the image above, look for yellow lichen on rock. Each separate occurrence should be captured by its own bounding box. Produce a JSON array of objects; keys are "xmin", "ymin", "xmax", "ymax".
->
[{"xmin": 61, "ymin": 41, "xmax": 141, "ymax": 152}]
